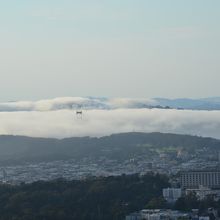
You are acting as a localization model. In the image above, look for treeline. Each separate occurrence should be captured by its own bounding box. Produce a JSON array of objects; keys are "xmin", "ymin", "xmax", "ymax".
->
[
  {"xmin": 175, "ymin": 192, "xmax": 220, "ymax": 214},
  {"xmin": 0, "ymin": 173, "xmax": 169, "ymax": 220}
]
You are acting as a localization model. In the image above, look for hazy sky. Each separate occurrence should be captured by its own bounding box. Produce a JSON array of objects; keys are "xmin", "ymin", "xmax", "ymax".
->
[{"xmin": 0, "ymin": 0, "xmax": 220, "ymax": 101}]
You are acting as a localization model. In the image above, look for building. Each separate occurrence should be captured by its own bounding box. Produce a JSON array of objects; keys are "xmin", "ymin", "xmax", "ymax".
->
[
  {"xmin": 126, "ymin": 210, "xmax": 190, "ymax": 220},
  {"xmin": 180, "ymin": 170, "xmax": 220, "ymax": 189},
  {"xmin": 199, "ymin": 217, "xmax": 210, "ymax": 220},
  {"xmin": 186, "ymin": 186, "xmax": 220, "ymax": 201},
  {"xmin": 163, "ymin": 188, "xmax": 182, "ymax": 203},
  {"xmin": 126, "ymin": 212, "xmax": 142, "ymax": 220}
]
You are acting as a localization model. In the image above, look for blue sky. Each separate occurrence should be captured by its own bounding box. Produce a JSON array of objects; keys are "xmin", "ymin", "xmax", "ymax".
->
[{"xmin": 0, "ymin": 0, "xmax": 220, "ymax": 100}]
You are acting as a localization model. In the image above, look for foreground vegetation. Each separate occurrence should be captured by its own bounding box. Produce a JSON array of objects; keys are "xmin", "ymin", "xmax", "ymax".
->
[{"xmin": 0, "ymin": 173, "xmax": 169, "ymax": 220}]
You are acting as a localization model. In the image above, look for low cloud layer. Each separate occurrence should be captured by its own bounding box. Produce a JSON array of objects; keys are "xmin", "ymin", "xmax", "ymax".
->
[
  {"xmin": 0, "ymin": 97, "xmax": 156, "ymax": 111},
  {"xmin": 2, "ymin": 97, "xmax": 220, "ymax": 112},
  {"xmin": 0, "ymin": 108, "xmax": 220, "ymax": 139}
]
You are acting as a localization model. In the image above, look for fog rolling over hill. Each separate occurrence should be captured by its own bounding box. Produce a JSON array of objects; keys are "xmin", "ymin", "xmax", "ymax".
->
[
  {"xmin": 1, "ymin": 97, "xmax": 220, "ymax": 112},
  {"xmin": 1, "ymin": 97, "xmax": 220, "ymax": 139},
  {"xmin": 0, "ymin": 132, "xmax": 219, "ymax": 165}
]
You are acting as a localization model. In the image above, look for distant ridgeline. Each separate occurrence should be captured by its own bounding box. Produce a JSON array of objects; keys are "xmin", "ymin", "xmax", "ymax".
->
[{"xmin": 0, "ymin": 132, "xmax": 219, "ymax": 165}]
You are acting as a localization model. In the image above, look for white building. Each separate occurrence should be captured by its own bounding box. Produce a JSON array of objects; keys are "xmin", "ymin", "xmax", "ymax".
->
[
  {"xmin": 163, "ymin": 188, "xmax": 182, "ymax": 203},
  {"xmin": 126, "ymin": 210, "xmax": 190, "ymax": 220},
  {"xmin": 199, "ymin": 217, "xmax": 210, "ymax": 220},
  {"xmin": 126, "ymin": 212, "xmax": 142, "ymax": 220}
]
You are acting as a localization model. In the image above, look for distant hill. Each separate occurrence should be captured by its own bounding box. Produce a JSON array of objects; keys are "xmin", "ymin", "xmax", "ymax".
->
[
  {"xmin": 0, "ymin": 132, "xmax": 219, "ymax": 165},
  {"xmin": 155, "ymin": 97, "xmax": 220, "ymax": 110}
]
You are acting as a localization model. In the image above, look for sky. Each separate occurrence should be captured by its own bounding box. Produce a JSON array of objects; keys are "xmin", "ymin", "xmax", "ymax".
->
[{"xmin": 0, "ymin": 0, "xmax": 220, "ymax": 101}]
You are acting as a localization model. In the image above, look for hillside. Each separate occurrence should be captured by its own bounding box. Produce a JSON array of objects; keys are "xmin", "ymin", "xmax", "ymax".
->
[{"xmin": 0, "ymin": 132, "xmax": 219, "ymax": 165}]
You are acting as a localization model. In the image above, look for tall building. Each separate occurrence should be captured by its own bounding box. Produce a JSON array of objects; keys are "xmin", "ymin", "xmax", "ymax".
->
[{"xmin": 180, "ymin": 170, "xmax": 220, "ymax": 189}]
